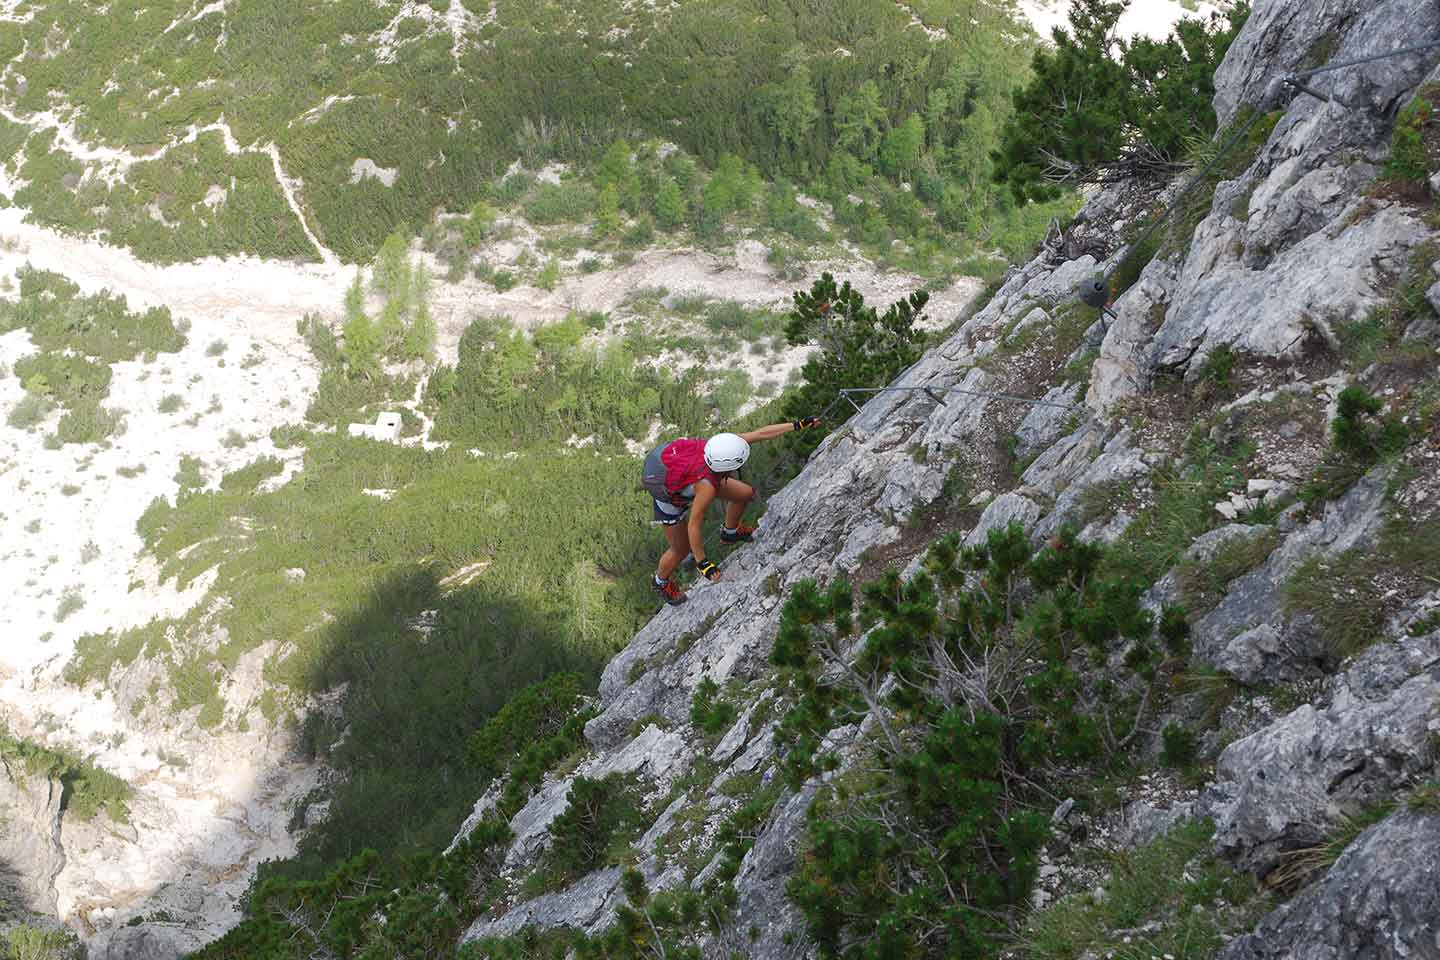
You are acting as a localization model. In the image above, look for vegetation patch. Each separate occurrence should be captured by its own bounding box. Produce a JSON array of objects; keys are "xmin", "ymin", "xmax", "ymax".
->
[
  {"xmin": 2, "ymin": 926, "xmax": 84, "ymax": 960},
  {"xmin": 1172, "ymin": 527, "xmax": 1281, "ymax": 613},
  {"xmin": 1104, "ymin": 435, "xmax": 1255, "ymax": 586},
  {"xmin": 0, "ymin": 721, "xmax": 133, "ymax": 824},
  {"xmin": 1284, "ymin": 509, "xmax": 1440, "ymax": 662},
  {"xmin": 527, "ymin": 773, "xmax": 647, "ymax": 894},
  {"xmin": 995, "ymin": 2, "xmax": 1250, "ymax": 202},
  {"xmin": 1379, "ymin": 84, "xmax": 1440, "ymax": 200},
  {"xmin": 774, "ymin": 522, "xmax": 1194, "ymax": 956},
  {"xmin": 1020, "ymin": 819, "xmax": 1267, "ymax": 960},
  {"xmin": 1268, "ymin": 800, "xmax": 1396, "ymax": 892},
  {"xmin": 0, "ymin": 0, "xmax": 1074, "ymax": 268},
  {"xmin": 0, "ymin": 268, "xmax": 186, "ymax": 445},
  {"xmin": 15, "ymin": 130, "xmax": 315, "ymax": 264},
  {"xmin": 689, "ymin": 676, "xmax": 739, "ymax": 739}
]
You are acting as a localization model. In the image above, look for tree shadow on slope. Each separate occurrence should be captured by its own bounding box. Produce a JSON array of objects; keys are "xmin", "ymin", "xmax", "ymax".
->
[{"xmin": 259, "ymin": 564, "xmax": 602, "ymax": 887}]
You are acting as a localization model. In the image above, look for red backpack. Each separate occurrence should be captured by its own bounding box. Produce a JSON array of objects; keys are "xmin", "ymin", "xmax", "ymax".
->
[{"xmin": 640, "ymin": 438, "xmax": 716, "ymax": 504}]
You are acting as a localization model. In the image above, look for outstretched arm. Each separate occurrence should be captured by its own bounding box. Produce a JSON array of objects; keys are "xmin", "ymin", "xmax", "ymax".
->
[{"xmin": 738, "ymin": 417, "xmax": 822, "ymax": 444}]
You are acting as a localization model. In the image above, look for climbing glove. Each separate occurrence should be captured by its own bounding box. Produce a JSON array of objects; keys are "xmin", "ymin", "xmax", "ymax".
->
[
  {"xmin": 792, "ymin": 416, "xmax": 822, "ymax": 431},
  {"xmin": 697, "ymin": 559, "xmax": 720, "ymax": 581}
]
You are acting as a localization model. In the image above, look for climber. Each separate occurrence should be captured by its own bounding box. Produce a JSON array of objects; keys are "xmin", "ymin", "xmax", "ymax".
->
[{"xmin": 642, "ymin": 417, "xmax": 822, "ymax": 605}]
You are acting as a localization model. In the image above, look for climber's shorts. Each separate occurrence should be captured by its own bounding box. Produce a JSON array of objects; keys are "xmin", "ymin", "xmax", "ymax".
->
[{"xmin": 652, "ymin": 498, "xmax": 691, "ymax": 526}]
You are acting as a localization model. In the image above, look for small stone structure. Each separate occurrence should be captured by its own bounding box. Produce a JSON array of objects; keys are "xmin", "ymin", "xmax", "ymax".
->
[{"xmin": 347, "ymin": 411, "xmax": 402, "ymax": 443}]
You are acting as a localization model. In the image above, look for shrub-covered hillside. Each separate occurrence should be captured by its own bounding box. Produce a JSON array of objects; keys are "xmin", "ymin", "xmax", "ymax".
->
[{"xmin": 0, "ymin": 0, "xmax": 1055, "ymax": 262}]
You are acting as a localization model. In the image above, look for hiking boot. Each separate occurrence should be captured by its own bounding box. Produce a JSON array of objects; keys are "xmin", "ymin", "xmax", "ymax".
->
[
  {"xmin": 681, "ymin": 553, "xmax": 696, "ymax": 571},
  {"xmin": 720, "ymin": 522, "xmax": 757, "ymax": 544},
  {"xmin": 653, "ymin": 577, "xmax": 687, "ymax": 606}
]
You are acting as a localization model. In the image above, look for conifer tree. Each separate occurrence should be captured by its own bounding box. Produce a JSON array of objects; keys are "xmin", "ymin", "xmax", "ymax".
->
[
  {"xmin": 405, "ymin": 265, "xmax": 436, "ymax": 362},
  {"xmin": 654, "ymin": 179, "xmax": 684, "ymax": 231},
  {"xmin": 342, "ymin": 268, "xmax": 380, "ymax": 381},
  {"xmin": 594, "ymin": 184, "xmax": 621, "ymax": 239}
]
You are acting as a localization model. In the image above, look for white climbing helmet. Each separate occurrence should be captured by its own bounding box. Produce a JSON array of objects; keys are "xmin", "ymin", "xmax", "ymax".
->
[{"xmin": 704, "ymin": 433, "xmax": 750, "ymax": 473}]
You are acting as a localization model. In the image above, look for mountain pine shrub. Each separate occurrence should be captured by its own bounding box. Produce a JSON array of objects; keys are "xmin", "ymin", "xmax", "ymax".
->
[
  {"xmin": 1332, "ymin": 385, "xmax": 1408, "ymax": 462},
  {"xmin": 773, "ymin": 522, "xmax": 1192, "ymax": 957},
  {"xmin": 781, "ymin": 272, "xmax": 929, "ymax": 450},
  {"xmin": 994, "ymin": 0, "xmax": 1249, "ymax": 202},
  {"xmin": 533, "ymin": 774, "xmax": 646, "ymax": 892}
]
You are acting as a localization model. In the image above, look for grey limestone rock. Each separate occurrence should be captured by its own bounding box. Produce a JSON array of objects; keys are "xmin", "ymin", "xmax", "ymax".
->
[
  {"xmin": 1032, "ymin": 428, "xmax": 1150, "ymax": 541},
  {"xmin": 1213, "ymin": 0, "xmax": 1440, "ymax": 130},
  {"xmin": 1090, "ymin": 0, "xmax": 1440, "ymax": 410},
  {"xmin": 0, "ymin": 766, "xmax": 64, "ymax": 917},
  {"xmin": 957, "ymin": 256, "xmax": 1100, "ymax": 348},
  {"xmin": 1191, "ymin": 466, "xmax": 1389, "ymax": 683},
  {"xmin": 1202, "ymin": 628, "xmax": 1440, "ymax": 877},
  {"xmin": 964, "ymin": 492, "xmax": 1041, "ymax": 546},
  {"xmin": 1088, "ymin": 259, "xmax": 1177, "ymax": 412},
  {"xmin": 1018, "ymin": 423, "xmax": 1107, "ymax": 501},
  {"xmin": 1216, "ymin": 810, "xmax": 1440, "ymax": 960},
  {"xmin": 463, "ymin": 866, "xmax": 626, "ymax": 941},
  {"xmin": 84, "ymin": 926, "xmax": 206, "ymax": 960},
  {"xmin": 1160, "ymin": 203, "xmax": 1427, "ymax": 377},
  {"xmin": 1115, "ymin": 799, "xmax": 1196, "ymax": 849},
  {"xmin": 726, "ymin": 785, "xmax": 817, "ymax": 960},
  {"xmin": 1015, "ymin": 384, "xmax": 1084, "ymax": 460},
  {"xmin": 1146, "ymin": 523, "xmax": 1279, "ymax": 609}
]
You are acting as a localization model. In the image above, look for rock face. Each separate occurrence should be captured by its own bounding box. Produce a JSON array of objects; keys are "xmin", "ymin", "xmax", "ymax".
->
[
  {"xmin": 1202, "ymin": 627, "xmax": 1440, "ymax": 877},
  {"xmin": 1090, "ymin": 0, "xmax": 1440, "ymax": 413},
  {"xmin": 0, "ymin": 765, "xmax": 65, "ymax": 916},
  {"xmin": 450, "ymin": 1, "xmax": 1440, "ymax": 955},
  {"xmin": 0, "ymin": 696, "xmax": 321, "ymax": 959},
  {"xmin": 1216, "ymin": 810, "xmax": 1440, "ymax": 960},
  {"xmin": 1188, "ymin": 467, "xmax": 1388, "ymax": 684}
]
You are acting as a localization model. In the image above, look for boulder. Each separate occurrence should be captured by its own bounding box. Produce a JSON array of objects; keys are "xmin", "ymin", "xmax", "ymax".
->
[
  {"xmin": 1216, "ymin": 810, "xmax": 1440, "ymax": 960},
  {"xmin": 1201, "ymin": 627, "xmax": 1440, "ymax": 877}
]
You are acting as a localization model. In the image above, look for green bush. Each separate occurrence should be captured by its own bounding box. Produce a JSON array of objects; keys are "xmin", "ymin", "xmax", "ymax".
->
[
  {"xmin": 462, "ymin": 201, "xmax": 497, "ymax": 246},
  {"xmin": 5, "ymin": 924, "xmax": 82, "ymax": 960},
  {"xmin": 174, "ymin": 455, "xmax": 205, "ymax": 490},
  {"xmin": 995, "ymin": 0, "xmax": 1249, "ymax": 201},
  {"xmin": 7, "ymin": 392, "xmax": 54, "ymax": 429},
  {"xmin": 468, "ymin": 672, "xmax": 586, "ymax": 782},
  {"xmin": 689, "ymin": 677, "xmax": 737, "ymax": 737},
  {"xmin": 55, "ymin": 404, "xmax": 124, "ymax": 444},
  {"xmin": 0, "ymin": 269, "xmax": 183, "ymax": 360},
  {"xmin": 533, "ymin": 774, "xmax": 645, "ymax": 890},
  {"xmin": 54, "ymin": 589, "xmax": 85, "ymax": 622},
  {"xmin": 781, "ymin": 272, "xmax": 930, "ymax": 449},
  {"xmin": 776, "ymin": 522, "xmax": 1192, "ymax": 957},
  {"xmin": 1333, "ymin": 385, "xmax": 1408, "ymax": 461},
  {"xmin": 1160, "ymin": 722, "xmax": 1200, "ymax": 767},
  {"xmin": 523, "ymin": 182, "xmax": 596, "ymax": 224},
  {"xmin": 427, "ymin": 314, "xmax": 713, "ymax": 447},
  {"xmin": 1383, "ymin": 91, "xmax": 1437, "ymax": 185},
  {"xmin": 1197, "ymin": 342, "xmax": 1237, "ymax": 394}
]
